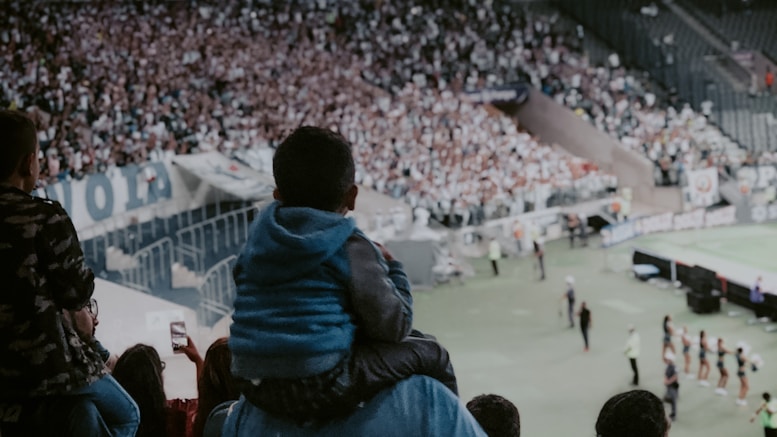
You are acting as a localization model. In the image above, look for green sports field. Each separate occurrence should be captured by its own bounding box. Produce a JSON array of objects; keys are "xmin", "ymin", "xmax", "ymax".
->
[
  {"xmin": 634, "ymin": 224, "xmax": 777, "ymax": 280},
  {"xmin": 412, "ymin": 225, "xmax": 777, "ymax": 437}
]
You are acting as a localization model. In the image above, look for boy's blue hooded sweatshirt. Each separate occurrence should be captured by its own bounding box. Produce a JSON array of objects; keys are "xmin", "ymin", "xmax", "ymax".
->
[{"xmin": 230, "ymin": 201, "xmax": 412, "ymax": 380}]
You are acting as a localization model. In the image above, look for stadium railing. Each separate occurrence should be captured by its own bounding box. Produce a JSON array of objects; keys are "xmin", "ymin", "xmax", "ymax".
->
[
  {"xmin": 197, "ymin": 255, "xmax": 238, "ymax": 326},
  {"xmin": 118, "ymin": 237, "xmax": 175, "ymax": 294}
]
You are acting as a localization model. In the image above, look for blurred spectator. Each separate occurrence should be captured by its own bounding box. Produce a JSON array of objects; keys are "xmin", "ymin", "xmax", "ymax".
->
[
  {"xmin": 595, "ymin": 389, "xmax": 669, "ymax": 437},
  {"xmin": 112, "ymin": 344, "xmax": 169, "ymax": 437},
  {"xmin": 750, "ymin": 392, "xmax": 777, "ymax": 436},
  {"xmin": 193, "ymin": 338, "xmax": 239, "ymax": 437},
  {"xmin": 466, "ymin": 394, "xmax": 521, "ymax": 437},
  {"xmin": 62, "ymin": 298, "xmax": 119, "ymax": 371},
  {"xmin": 113, "ymin": 341, "xmax": 204, "ymax": 437}
]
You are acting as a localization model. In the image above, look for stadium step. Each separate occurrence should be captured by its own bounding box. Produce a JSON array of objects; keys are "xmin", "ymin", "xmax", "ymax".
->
[
  {"xmin": 105, "ymin": 246, "xmax": 138, "ymax": 271},
  {"xmin": 172, "ymin": 262, "xmax": 205, "ymax": 289}
]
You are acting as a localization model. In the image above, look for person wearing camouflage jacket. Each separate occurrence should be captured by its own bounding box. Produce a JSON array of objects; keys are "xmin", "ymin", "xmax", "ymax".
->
[{"xmin": 0, "ymin": 110, "xmax": 139, "ymax": 436}]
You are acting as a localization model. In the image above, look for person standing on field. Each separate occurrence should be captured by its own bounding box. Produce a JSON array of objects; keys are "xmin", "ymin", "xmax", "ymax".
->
[
  {"xmin": 624, "ymin": 325, "xmax": 640, "ymax": 386},
  {"xmin": 577, "ymin": 302, "xmax": 591, "ymax": 352},
  {"xmin": 488, "ymin": 238, "xmax": 501, "ymax": 276}
]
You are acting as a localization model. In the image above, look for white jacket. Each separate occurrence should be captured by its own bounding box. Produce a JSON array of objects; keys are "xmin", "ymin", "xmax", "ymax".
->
[{"xmin": 625, "ymin": 332, "xmax": 641, "ymax": 359}]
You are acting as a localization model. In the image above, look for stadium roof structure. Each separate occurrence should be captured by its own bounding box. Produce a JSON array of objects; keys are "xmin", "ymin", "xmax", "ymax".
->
[{"xmin": 172, "ymin": 152, "xmax": 275, "ymax": 201}]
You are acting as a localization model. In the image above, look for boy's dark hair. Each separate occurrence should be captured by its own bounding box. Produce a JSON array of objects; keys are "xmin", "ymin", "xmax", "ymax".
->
[
  {"xmin": 595, "ymin": 390, "xmax": 668, "ymax": 437},
  {"xmin": 764, "ymin": 392, "xmax": 772, "ymax": 402},
  {"xmin": 466, "ymin": 394, "xmax": 520, "ymax": 437},
  {"xmin": 272, "ymin": 126, "xmax": 355, "ymax": 212},
  {"xmin": 0, "ymin": 110, "xmax": 37, "ymax": 181}
]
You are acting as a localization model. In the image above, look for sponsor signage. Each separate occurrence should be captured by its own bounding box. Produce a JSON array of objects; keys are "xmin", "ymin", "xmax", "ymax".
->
[
  {"xmin": 35, "ymin": 162, "xmax": 182, "ymax": 231},
  {"xmin": 601, "ymin": 206, "xmax": 737, "ymax": 247}
]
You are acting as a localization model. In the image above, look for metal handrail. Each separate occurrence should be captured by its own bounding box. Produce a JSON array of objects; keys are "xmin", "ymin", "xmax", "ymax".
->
[
  {"xmin": 175, "ymin": 243, "xmax": 205, "ymax": 274},
  {"xmin": 119, "ymin": 237, "xmax": 174, "ymax": 294},
  {"xmin": 80, "ymin": 198, "xmax": 189, "ymax": 265},
  {"xmin": 197, "ymin": 255, "xmax": 238, "ymax": 325},
  {"xmin": 175, "ymin": 205, "xmax": 256, "ymax": 257}
]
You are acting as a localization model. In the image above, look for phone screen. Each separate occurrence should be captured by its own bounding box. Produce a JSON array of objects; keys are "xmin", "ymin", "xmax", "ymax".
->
[{"xmin": 170, "ymin": 321, "xmax": 188, "ymax": 353}]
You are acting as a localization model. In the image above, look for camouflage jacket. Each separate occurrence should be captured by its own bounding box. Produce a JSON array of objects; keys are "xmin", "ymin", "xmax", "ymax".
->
[{"xmin": 0, "ymin": 185, "xmax": 104, "ymax": 399}]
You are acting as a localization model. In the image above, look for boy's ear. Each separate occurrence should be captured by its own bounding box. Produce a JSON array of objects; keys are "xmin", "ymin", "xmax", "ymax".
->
[
  {"xmin": 273, "ymin": 188, "xmax": 282, "ymax": 201},
  {"xmin": 344, "ymin": 184, "xmax": 358, "ymax": 211}
]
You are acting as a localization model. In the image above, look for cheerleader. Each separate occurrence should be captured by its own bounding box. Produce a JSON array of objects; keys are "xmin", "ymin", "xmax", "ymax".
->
[
  {"xmin": 662, "ymin": 315, "xmax": 676, "ymax": 358},
  {"xmin": 681, "ymin": 326, "xmax": 693, "ymax": 377},
  {"xmin": 736, "ymin": 348, "xmax": 750, "ymax": 406},
  {"xmin": 715, "ymin": 338, "xmax": 732, "ymax": 396},
  {"xmin": 697, "ymin": 330, "xmax": 711, "ymax": 386}
]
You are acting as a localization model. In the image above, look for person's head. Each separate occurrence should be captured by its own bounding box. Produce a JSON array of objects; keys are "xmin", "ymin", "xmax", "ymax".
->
[
  {"xmin": 63, "ymin": 298, "xmax": 99, "ymax": 343},
  {"xmin": 737, "ymin": 347, "xmax": 743, "ymax": 355},
  {"xmin": 193, "ymin": 337, "xmax": 240, "ymax": 437},
  {"xmin": 595, "ymin": 390, "xmax": 669, "ymax": 437},
  {"xmin": 717, "ymin": 338, "xmax": 723, "ymax": 346},
  {"xmin": 0, "ymin": 110, "xmax": 39, "ymax": 191},
  {"xmin": 113, "ymin": 344, "xmax": 166, "ymax": 437},
  {"xmin": 581, "ymin": 301, "xmax": 587, "ymax": 309},
  {"xmin": 700, "ymin": 329, "xmax": 706, "ymax": 339},
  {"xmin": 628, "ymin": 324, "xmax": 635, "ymax": 334},
  {"xmin": 663, "ymin": 315, "xmax": 671, "ymax": 323},
  {"xmin": 272, "ymin": 126, "xmax": 357, "ymax": 213},
  {"xmin": 566, "ymin": 275, "xmax": 575, "ymax": 285},
  {"xmin": 466, "ymin": 394, "xmax": 520, "ymax": 437},
  {"xmin": 764, "ymin": 392, "xmax": 771, "ymax": 402}
]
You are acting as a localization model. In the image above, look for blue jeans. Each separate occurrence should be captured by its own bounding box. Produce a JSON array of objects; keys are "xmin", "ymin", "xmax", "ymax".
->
[
  {"xmin": 70, "ymin": 374, "xmax": 140, "ymax": 437},
  {"xmin": 61, "ymin": 399, "xmax": 110, "ymax": 437},
  {"xmin": 0, "ymin": 375, "xmax": 138, "ymax": 437}
]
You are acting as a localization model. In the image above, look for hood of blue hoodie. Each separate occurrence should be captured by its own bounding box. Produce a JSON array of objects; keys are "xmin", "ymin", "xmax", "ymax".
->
[{"xmin": 238, "ymin": 201, "xmax": 356, "ymax": 285}]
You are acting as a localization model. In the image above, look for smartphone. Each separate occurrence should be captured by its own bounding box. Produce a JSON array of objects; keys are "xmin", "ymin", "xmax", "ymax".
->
[{"xmin": 170, "ymin": 321, "xmax": 188, "ymax": 353}]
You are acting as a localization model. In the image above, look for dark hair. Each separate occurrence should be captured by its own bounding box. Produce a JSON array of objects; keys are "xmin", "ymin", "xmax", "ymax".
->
[
  {"xmin": 113, "ymin": 344, "xmax": 168, "ymax": 437},
  {"xmin": 0, "ymin": 110, "xmax": 37, "ymax": 181},
  {"xmin": 466, "ymin": 394, "xmax": 520, "ymax": 437},
  {"xmin": 595, "ymin": 390, "xmax": 668, "ymax": 437},
  {"xmin": 192, "ymin": 338, "xmax": 239, "ymax": 437},
  {"xmin": 764, "ymin": 392, "xmax": 772, "ymax": 402},
  {"xmin": 272, "ymin": 126, "xmax": 355, "ymax": 211}
]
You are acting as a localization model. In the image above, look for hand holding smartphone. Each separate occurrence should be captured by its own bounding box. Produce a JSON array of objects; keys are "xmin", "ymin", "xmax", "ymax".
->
[{"xmin": 170, "ymin": 321, "xmax": 188, "ymax": 353}]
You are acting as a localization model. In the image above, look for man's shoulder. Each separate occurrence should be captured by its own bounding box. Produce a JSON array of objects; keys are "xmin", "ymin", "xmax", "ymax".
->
[
  {"xmin": 0, "ymin": 193, "xmax": 67, "ymax": 231},
  {"xmin": 2, "ymin": 192, "xmax": 65, "ymax": 215},
  {"xmin": 221, "ymin": 376, "xmax": 486, "ymax": 437}
]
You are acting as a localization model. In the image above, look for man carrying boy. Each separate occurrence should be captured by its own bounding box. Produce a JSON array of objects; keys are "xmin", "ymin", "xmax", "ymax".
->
[{"xmin": 230, "ymin": 126, "xmax": 457, "ymax": 424}]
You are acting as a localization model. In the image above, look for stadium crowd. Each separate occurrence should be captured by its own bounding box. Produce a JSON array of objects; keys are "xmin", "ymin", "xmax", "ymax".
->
[
  {"xmin": 0, "ymin": 0, "xmax": 620, "ymax": 224},
  {"xmin": 2, "ymin": 0, "xmax": 763, "ymax": 214}
]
